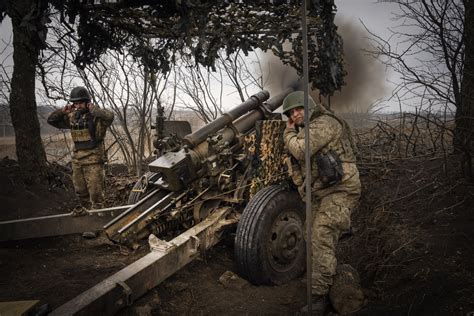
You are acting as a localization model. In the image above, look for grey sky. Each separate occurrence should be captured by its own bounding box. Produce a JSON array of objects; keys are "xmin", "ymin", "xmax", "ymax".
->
[{"xmin": 337, "ymin": 0, "xmax": 399, "ymax": 32}]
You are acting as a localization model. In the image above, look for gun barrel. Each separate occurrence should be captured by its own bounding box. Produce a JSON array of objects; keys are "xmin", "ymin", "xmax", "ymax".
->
[
  {"xmin": 183, "ymin": 90, "xmax": 270, "ymax": 148},
  {"xmin": 234, "ymin": 87, "xmax": 295, "ymax": 134},
  {"xmin": 149, "ymin": 88, "xmax": 295, "ymax": 191},
  {"xmin": 189, "ymin": 87, "xmax": 295, "ymax": 164}
]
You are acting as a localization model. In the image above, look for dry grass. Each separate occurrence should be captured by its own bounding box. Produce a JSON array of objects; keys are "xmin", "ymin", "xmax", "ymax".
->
[
  {"xmin": 336, "ymin": 113, "xmax": 474, "ymax": 312},
  {"xmin": 0, "ymin": 132, "xmax": 140, "ymax": 168}
]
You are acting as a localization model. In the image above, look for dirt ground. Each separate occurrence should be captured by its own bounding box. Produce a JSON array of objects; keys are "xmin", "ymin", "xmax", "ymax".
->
[{"xmin": 1, "ymin": 152, "xmax": 473, "ymax": 315}]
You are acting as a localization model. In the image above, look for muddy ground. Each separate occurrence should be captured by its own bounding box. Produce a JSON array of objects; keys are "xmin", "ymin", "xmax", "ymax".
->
[{"xmin": 1, "ymin": 153, "xmax": 473, "ymax": 315}]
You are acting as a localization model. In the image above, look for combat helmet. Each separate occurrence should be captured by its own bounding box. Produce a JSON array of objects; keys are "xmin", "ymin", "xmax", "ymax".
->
[
  {"xmin": 69, "ymin": 86, "xmax": 91, "ymax": 103},
  {"xmin": 282, "ymin": 91, "xmax": 317, "ymax": 116}
]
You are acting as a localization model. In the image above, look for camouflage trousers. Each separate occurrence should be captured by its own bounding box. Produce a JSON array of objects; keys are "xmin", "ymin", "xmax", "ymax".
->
[
  {"xmin": 72, "ymin": 162, "xmax": 105, "ymax": 209},
  {"xmin": 310, "ymin": 190, "xmax": 359, "ymax": 295}
]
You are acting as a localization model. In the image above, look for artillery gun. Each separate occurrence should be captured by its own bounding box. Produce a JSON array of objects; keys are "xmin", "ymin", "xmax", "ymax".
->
[
  {"xmin": 0, "ymin": 88, "xmax": 306, "ymax": 315},
  {"xmin": 104, "ymin": 88, "xmax": 306, "ymax": 285}
]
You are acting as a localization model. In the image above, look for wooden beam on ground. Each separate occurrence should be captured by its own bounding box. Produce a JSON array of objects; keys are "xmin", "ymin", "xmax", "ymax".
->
[
  {"xmin": 0, "ymin": 300, "xmax": 40, "ymax": 316},
  {"xmin": 50, "ymin": 207, "xmax": 233, "ymax": 316},
  {"xmin": 0, "ymin": 205, "xmax": 131, "ymax": 241}
]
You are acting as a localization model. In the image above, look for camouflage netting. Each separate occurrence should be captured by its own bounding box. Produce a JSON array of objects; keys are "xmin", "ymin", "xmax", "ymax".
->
[
  {"xmin": 53, "ymin": 0, "xmax": 345, "ymax": 96},
  {"xmin": 246, "ymin": 120, "xmax": 288, "ymax": 196}
]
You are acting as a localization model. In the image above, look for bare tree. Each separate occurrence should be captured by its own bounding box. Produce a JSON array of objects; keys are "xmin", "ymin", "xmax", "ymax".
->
[
  {"xmin": 0, "ymin": 35, "xmax": 12, "ymax": 105},
  {"xmin": 175, "ymin": 57, "xmax": 224, "ymax": 123},
  {"xmin": 38, "ymin": 19, "xmax": 175, "ymax": 176},
  {"xmin": 461, "ymin": 0, "xmax": 474, "ymax": 180},
  {"xmin": 81, "ymin": 52, "xmax": 174, "ymax": 176},
  {"xmin": 175, "ymin": 51, "xmax": 264, "ymax": 123},
  {"xmin": 218, "ymin": 50, "xmax": 265, "ymax": 102},
  {"xmin": 366, "ymin": 0, "xmax": 473, "ymax": 179},
  {"xmin": 0, "ymin": 36, "xmax": 13, "ymax": 134}
]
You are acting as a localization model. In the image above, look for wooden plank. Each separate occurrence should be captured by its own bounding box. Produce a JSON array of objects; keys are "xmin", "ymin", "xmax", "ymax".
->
[
  {"xmin": 50, "ymin": 207, "xmax": 234, "ymax": 316},
  {"xmin": 0, "ymin": 300, "xmax": 40, "ymax": 316},
  {"xmin": 0, "ymin": 206, "xmax": 130, "ymax": 241}
]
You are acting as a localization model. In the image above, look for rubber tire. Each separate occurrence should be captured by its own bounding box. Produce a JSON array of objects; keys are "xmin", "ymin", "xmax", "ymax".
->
[
  {"xmin": 235, "ymin": 184, "xmax": 306, "ymax": 285},
  {"xmin": 127, "ymin": 172, "xmax": 160, "ymax": 204}
]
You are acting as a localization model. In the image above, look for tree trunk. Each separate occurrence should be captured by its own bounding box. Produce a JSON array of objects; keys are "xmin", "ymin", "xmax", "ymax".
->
[{"xmin": 8, "ymin": 0, "xmax": 48, "ymax": 184}]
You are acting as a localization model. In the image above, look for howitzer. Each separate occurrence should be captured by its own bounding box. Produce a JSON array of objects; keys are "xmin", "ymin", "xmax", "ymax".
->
[
  {"xmin": 104, "ymin": 87, "xmax": 305, "ymax": 285},
  {"xmin": 50, "ymin": 88, "xmax": 306, "ymax": 315}
]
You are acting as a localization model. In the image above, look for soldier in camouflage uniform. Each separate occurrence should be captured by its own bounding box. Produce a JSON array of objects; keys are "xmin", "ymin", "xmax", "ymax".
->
[
  {"xmin": 282, "ymin": 91, "xmax": 361, "ymax": 314},
  {"xmin": 48, "ymin": 87, "xmax": 114, "ymax": 214}
]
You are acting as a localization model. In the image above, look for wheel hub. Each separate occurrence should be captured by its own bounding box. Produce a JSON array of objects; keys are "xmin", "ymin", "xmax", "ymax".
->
[{"xmin": 269, "ymin": 211, "xmax": 304, "ymax": 269}]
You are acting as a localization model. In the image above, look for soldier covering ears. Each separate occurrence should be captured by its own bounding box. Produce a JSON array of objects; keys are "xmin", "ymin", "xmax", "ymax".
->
[
  {"xmin": 283, "ymin": 91, "xmax": 362, "ymax": 314},
  {"xmin": 48, "ymin": 86, "xmax": 114, "ymax": 215}
]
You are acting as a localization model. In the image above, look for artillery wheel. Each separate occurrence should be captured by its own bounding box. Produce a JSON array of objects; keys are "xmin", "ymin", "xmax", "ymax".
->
[
  {"xmin": 235, "ymin": 185, "xmax": 305, "ymax": 285},
  {"xmin": 128, "ymin": 172, "xmax": 161, "ymax": 204}
]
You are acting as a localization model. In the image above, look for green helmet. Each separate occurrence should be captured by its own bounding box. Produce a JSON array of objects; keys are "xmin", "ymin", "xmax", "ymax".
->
[
  {"xmin": 69, "ymin": 86, "xmax": 91, "ymax": 102},
  {"xmin": 282, "ymin": 91, "xmax": 316, "ymax": 116}
]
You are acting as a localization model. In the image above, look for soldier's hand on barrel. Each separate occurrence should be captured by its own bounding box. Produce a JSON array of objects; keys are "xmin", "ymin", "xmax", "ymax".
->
[{"xmin": 286, "ymin": 117, "xmax": 296, "ymax": 129}]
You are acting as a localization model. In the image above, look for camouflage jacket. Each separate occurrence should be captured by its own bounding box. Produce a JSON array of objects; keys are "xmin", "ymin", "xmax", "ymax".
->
[
  {"xmin": 283, "ymin": 104, "xmax": 361, "ymax": 198},
  {"xmin": 48, "ymin": 106, "xmax": 114, "ymax": 165}
]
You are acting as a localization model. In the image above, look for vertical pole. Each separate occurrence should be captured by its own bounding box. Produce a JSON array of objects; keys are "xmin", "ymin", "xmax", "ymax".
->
[{"xmin": 301, "ymin": 0, "xmax": 313, "ymax": 314}]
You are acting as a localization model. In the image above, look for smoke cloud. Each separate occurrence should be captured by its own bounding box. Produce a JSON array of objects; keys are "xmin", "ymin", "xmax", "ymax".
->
[{"xmin": 260, "ymin": 18, "xmax": 388, "ymax": 113}]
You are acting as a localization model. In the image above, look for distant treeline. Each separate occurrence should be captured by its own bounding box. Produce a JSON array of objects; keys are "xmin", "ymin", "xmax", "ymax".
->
[{"xmin": 0, "ymin": 104, "xmax": 204, "ymax": 137}]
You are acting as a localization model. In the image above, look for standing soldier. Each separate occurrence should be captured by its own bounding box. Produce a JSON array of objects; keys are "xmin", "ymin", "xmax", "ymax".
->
[
  {"xmin": 282, "ymin": 91, "xmax": 361, "ymax": 315},
  {"xmin": 48, "ymin": 86, "xmax": 114, "ymax": 215}
]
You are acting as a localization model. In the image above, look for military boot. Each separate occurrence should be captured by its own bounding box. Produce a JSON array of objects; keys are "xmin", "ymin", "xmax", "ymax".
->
[
  {"xmin": 72, "ymin": 205, "xmax": 88, "ymax": 217},
  {"xmin": 300, "ymin": 294, "xmax": 329, "ymax": 315}
]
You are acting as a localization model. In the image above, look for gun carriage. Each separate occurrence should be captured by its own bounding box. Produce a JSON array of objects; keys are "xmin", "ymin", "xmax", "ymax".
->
[
  {"xmin": 104, "ymin": 88, "xmax": 306, "ymax": 285},
  {"xmin": 0, "ymin": 88, "xmax": 307, "ymax": 315}
]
